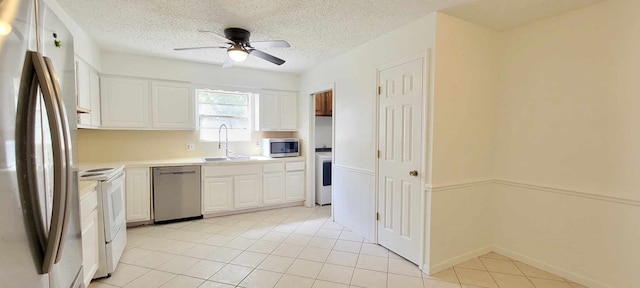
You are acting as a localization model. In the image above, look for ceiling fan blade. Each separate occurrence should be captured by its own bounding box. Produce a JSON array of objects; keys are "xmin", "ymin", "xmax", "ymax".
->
[
  {"xmin": 174, "ymin": 46, "xmax": 227, "ymax": 51},
  {"xmin": 222, "ymin": 56, "xmax": 235, "ymax": 68},
  {"xmin": 198, "ymin": 29, "xmax": 233, "ymax": 44},
  {"xmin": 249, "ymin": 40, "xmax": 291, "ymax": 48},
  {"xmin": 249, "ymin": 49, "xmax": 286, "ymax": 65}
]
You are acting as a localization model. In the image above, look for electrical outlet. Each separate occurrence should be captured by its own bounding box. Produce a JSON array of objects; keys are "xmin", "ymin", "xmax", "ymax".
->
[{"xmin": 186, "ymin": 143, "xmax": 195, "ymax": 151}]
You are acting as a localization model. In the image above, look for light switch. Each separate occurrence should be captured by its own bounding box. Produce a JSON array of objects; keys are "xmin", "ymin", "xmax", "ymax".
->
[{"xmin": 186, "ymin": 143, "xmax": 195, "ymax": 151}]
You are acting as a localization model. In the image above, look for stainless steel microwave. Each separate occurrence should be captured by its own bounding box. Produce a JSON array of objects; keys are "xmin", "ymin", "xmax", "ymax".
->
[{"xmin": 262, "ymin": 138, "xmax": 300, "ymax": 158}]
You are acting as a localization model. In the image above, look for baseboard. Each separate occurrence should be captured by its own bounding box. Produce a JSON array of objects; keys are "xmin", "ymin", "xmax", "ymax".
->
[
  {"xmin": 423, "ymin": 245, "xmax": 493, "ymax": 275},
  {"xmin": 493, "ymin": 246, "xmax": 613, "ymax": 288},
  {"xmin": 202, "ymin": 201, "xmax": 304, "ymax": 218}
]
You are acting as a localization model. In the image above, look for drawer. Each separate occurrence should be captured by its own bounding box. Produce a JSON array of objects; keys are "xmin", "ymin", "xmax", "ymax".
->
[
  {"xmin": 80, "ymin": 189, "xmax": 98, "ymax": 219},
  {"xmin": 263, "ymin": 163, "xmax": 285, "ymax": 173},
  {"xmin": 286, "ymin": 161, "xmax": 305, "ymax": 171},
  {"xmin": 203, "ymin": 164, "xmax": 261, "ymax": 177}
]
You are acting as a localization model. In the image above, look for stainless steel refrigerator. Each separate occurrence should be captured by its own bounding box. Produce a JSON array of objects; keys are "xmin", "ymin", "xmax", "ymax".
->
[{"xmin": 1, "ymin": 0, "xmax": 83, "ymax": 287}]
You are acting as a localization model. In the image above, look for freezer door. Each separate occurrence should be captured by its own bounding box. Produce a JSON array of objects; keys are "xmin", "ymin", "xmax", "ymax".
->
[{"xmin": 40, "ymin": 4, "xmax": 83, "ymax": 288}]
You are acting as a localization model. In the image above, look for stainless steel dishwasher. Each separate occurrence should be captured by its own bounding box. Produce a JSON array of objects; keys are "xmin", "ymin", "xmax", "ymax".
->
[{"xmin": 153, "ymin": 165, "xmax": 202, "ymax": 223}]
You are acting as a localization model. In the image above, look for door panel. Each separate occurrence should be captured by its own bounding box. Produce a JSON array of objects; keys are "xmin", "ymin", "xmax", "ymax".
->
[
  {"xmin": 234, "ymin": 175, "xmax": 261, "ymax": 209},
  {"xmin": 377, "ymin": 58, "xmax": 423, "ymax": 264},
  {"xmin": 202, "ymin": 177, "xmax": 233, "ymax": 213}
]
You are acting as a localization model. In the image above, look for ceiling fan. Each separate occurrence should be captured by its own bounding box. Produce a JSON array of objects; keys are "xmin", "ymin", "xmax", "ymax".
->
[{"xmin": 174, "ymin": 28, "xmax": 290, "ymax": 68}]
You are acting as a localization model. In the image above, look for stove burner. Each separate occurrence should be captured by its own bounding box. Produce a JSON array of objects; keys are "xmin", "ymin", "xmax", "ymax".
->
[
  {"xmin": 86, "ymin": 168, "xmax": 112, "ymax": 173},
  {"xmin": 81, "ymin": 173, "xmax": 102, "ymax": 177}
]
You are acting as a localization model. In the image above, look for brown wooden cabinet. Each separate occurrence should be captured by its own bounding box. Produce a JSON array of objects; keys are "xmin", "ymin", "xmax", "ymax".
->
[{"xmin": 315, "ymin": 91, "xmax": 332, "ymax": 116}]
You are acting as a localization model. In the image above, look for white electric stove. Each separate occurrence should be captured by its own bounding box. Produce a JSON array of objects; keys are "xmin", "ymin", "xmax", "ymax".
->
[{"xmin": 79, "ymin": 165, "xmax": 127, "ymax": 278}]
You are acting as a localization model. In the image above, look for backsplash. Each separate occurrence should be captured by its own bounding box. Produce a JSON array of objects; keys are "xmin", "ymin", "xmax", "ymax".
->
[{"xmin": 78, "ymin": 129, "xmax": 294, "ymax": 163}]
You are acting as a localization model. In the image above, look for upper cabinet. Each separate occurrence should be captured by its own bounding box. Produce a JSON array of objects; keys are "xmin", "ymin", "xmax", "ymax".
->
[
  {"xmin": 100, "ymin": 76, "xmax": 195, "ymax": 130},
  {"xmin": 76, "ymin": 57, "xmax": 101, "ymax": 128},
  {"xmin": 101, "ymin": 77, "xmax": 150, "ymax": 128},
  {"xmin": 151, "ymin": 81, "xmax": 194, "ymax": 129},
  {"xmin": 315, "ymin": 91, "xmax": 332, "ymax": 117},
  {"xmin": 256, "ymin": 89, "xmax": 298, "ymax": 131}
]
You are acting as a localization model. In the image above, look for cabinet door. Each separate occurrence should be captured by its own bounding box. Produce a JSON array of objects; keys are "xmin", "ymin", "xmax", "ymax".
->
[
  {"xmin": 151, "ymin": 81, "xmax": 194, "ymax": 129},
  {"xmin": 125, "ymin": 168, "xmax": 151, "ymax": 222},
  {"xmin": 81, "ymin": 209, "xmax": 99, "ymax": 286},
  {"xmin": 326, "ymin": 91, "xmax": 333, "ymax": 116},
  {"xmin": 263, "ymin": 172, "xmax": 285, "ymax": 205},
  {"xmin": 75, "ymin": 58, "xmax": 91, "ymax": 111},
  {"xmin": 279, "ymin": 91, "xmax": 298, "ymax": 130},
  {"xmin": 315, "ymin": 93, "xmax": 325, "ymax": 116},
  {"xmin": 234, "ymin": 174, "xmax": 261, "ymax": 209},
  {"xmin": 89, "ymin": 69, "xmax": 101, "ymax": 127},
  {"xmin": 257, "ymin": 90, "xmax": 279, "ymax": 131},
  {"xmin": 203, "ymin": 177, "xmax": 234, "ymax": 213},
  {"xmin": 285, "ymin": 170, "xmax": 305, "ymax": 201},
  {"xmin": 101, "ymin": 77, "xmax": 150, "ymax": 128}
]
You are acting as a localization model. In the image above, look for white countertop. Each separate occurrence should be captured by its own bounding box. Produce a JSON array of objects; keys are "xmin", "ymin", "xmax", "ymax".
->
[
  {"xmin": 80, "ymin": 156, "xmax": 306, "ymax": 169},
  {"xmin": 78, "ymin": 180, "xmax": 97, "ymax": 199}
]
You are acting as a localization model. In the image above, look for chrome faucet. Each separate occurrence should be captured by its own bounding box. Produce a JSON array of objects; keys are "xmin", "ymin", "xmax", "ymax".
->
[{"xmin": 218, "ymin": 124, "xmax": 229, "ymax": 158}]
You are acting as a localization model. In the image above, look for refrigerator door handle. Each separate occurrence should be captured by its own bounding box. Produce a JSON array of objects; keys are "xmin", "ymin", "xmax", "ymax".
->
[
  {"xmin": 15, "ymin": 51, "xmax": 68, "ymax": 274},
  {"xmin": 44, "ymin": 56, "xmax": 73, "ymax": 264}
]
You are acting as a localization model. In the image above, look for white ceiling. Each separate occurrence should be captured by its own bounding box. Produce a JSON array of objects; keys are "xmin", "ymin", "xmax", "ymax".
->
[{"xmin": 56, "ymin": 0, "xmax": 606, "ymax": 74}]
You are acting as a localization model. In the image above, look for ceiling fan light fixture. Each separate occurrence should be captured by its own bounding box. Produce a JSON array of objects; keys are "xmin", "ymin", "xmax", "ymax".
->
[{"xmin": 228, "ymin": 45, "xmax": 248, "ymax": 62}]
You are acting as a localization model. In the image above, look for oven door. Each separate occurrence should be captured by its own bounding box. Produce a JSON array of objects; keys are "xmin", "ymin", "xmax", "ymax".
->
[{"xmin": 102, "ymin": 171, "xmax": 126, "ymax": 242}]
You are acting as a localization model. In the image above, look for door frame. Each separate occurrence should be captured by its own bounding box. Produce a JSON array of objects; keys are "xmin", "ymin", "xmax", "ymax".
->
[
  {"xmin": 374, "ymin": 51, "xmax": 432, "ymax": 269},
  {"xmin": 306, "ymin": 84, "xmax": 335, "ymax": 217}
]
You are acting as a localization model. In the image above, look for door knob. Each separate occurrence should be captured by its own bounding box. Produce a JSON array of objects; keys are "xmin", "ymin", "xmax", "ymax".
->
[{"xmin": 409, "ymin": 170, "xmax": 418, "ymax": 177}]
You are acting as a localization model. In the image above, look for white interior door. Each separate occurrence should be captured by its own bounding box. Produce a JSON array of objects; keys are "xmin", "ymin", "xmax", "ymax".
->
[{"xmin": 377, "ymin": 58, "xmax": 423, "ymax": 265}]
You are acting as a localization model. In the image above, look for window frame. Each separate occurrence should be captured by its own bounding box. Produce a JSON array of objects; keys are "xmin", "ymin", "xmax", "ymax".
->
[{"xmin": 195, "ymin": 86, "xmax": 256, "ymax": 143}]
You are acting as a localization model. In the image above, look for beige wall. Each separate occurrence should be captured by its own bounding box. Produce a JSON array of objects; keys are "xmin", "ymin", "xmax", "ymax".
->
[
  {"xmin": 78, "ymin": 129, "xmax": 293, "ymax": 163},
  {"xmin": 78, "ymin": 51, "xmax": 300, "ymax": 163},
  {"xmin": 426, "ymin": 13, "xmax": 498, "ymax": 271},
  {"xmin": 432, "ymin": 13, "xmax": 498, "ymax": 187},
  {"xmin": 495, "ymin": 0, "xmax": 640, "ymax": 202},
  {"xmin": 492, "ymin": 0, "xmax": 640, "ymax": 287}
]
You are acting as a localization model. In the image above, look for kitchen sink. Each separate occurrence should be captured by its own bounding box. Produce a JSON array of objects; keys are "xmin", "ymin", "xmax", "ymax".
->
[
  {"xmin": 203, "ymin": 156, "xmax": 252, "ymax": 162},
  {"xmin": 203, "ymin": 157, "xmax": 228, "ymax": 162}
]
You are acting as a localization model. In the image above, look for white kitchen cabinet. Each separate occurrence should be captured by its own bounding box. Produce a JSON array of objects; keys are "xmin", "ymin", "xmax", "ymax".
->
[
  {"xmin": 76, "ymin": 57, "xmax": 101, "ymax": 128},
  {"xmin": 101, "ymin": 77, "xmax": 150, "ymax": 128},
  {"xmin": 125, "ymin": 168, "xmax": 151, "ymax": 223},
  {"xmin": 279, "ymin": 91, "xmax": 298, "ymax": 130},
  {"xmin": 256, "ymin": 89, "xmax": 298, "ymax": 131},
  {"xmin": 80, "ymin": 188, "xmax": 99, "ymax": 288},
  {"xmin": 285, "ymin": 161, "xmax": 306, "ymax": 201},
  {"xmin": 202, "ymin": 176, "xmax": 234, "ymax": 213},
  {"xmin": 75, "ymin": 58, "xmax": 91, "ymax": 112},
  {"xmin": 263, "ymin": 163, "xmax": 285, "ymax": 204},
  {"xmin": 89, "ymin": 69, "xmax": 101, "ymax": 127},
  {"xmin": 151, "ymin": 81, "xmax": 194, "ymax": 129},
  {"xmin": 234, "ymin": 174, "xmax": 261, "ymax": 209}
]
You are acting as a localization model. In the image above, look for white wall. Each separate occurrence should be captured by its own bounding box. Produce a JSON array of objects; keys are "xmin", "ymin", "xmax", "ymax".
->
[
  {"xmin": 299, "ymin": 13, "xmax": 437, "ymax": 244},
  {"xmin": 493, "ymin": 0, "xmax": 640, "ymax": 287},
  {"xmin": 100, "ymin": 51, "xmax": 299, "ymax": 92},
  {"xmin": 44, "ymin": 0, "xmax": 101, "ymax": 70},
  {"xmin": 314, "ymin": 116, "xmax": 332, "ymax": 149}
]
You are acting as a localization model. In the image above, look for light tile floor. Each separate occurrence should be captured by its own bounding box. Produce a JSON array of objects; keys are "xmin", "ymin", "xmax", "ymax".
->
[{"xmin": 89, "ymin": 205, "xmax": 588, "ymax": 288}]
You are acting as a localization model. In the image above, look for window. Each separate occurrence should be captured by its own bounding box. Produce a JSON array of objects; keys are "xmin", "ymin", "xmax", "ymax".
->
[{"xmin": 197, "ymin": 89, "xmax": 252, "ymax": 142}]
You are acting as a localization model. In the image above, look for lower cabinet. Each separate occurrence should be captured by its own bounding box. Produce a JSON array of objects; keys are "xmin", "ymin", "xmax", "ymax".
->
[
  {"xmin": 125, "ymin": 167, "xmax": 151, "ymax": 223},
  {"xmin": 263, "ymin": 171, "xmax": 285, "ymax": 204},
  {"xmin": 202, "ymin": 177, "xmax": 233, "ymax": 213},
  {"xmin": 80, "ymin": 188, "xmax": 99, "ymax": 288},
  {"xmin": 285, "ymin": 162, "xmax": 306, "ymax": 201},
  {"xmin": 285, "ymin": 171, "xmax": 305, "ymax": 201},
  {"xmin": 201, "ymin": 161, "xmax": 304, "ymax": 215},
  {"xmin": 234, "ymin": 175, "xmax": 262, "ymax": 209}
]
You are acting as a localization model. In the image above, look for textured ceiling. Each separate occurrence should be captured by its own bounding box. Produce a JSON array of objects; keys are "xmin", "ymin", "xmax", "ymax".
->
[{"xmin": 56, "ymin": 0, "xmax": 607, "ymax": 74}]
